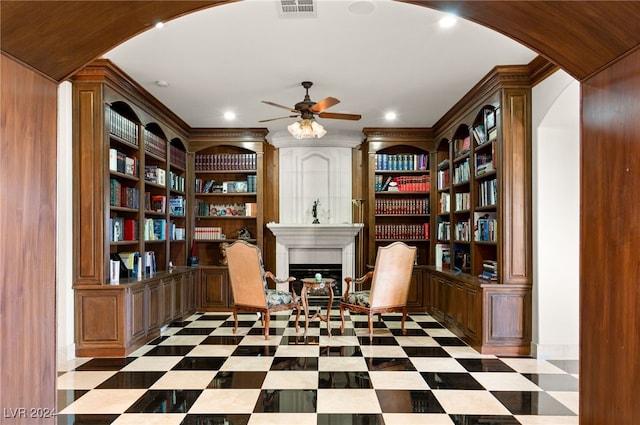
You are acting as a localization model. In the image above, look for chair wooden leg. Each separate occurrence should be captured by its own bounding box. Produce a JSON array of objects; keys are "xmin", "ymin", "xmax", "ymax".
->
[
  {"xmin": 368, "ymin": 312, "xmax": 374, "ymax": 342},
  {"xmin": 339, "ymin": 305, "xmax": 346, "ymax": 334},
  {"xmin": 263, "ymin": 312, "xmax": 270, "ymax": 340},
  {"xmin": 401, "ymin": 307, "xmax": 407, "ymax": 335},
  {"xmin": 294, "ymin": 306, "xmax": 300, "ymax": 333},
  {"xmin": 233, "ymin": 308, "xmax": 238, "ymax": 334}
]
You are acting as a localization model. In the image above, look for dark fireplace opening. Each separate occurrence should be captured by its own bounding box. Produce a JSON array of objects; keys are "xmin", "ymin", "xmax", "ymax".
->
[{"xmin": 289, "ymin": 263, "xmax": 342, "ymax": 296}]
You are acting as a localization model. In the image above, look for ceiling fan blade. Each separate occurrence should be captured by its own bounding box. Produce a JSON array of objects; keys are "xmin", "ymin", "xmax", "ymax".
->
[
  {"xmin": 318, "ymin": 112, "xmax": 362, "ymax": 121},
  {"xmin": 310, "ymin": 97, "xmax": 340, "ymax": 113},
  {"xmin": 258, "ymin": 115, "xmax": 298, "ymax": 123},
  {"xmin": 262, "ymin": 100, "xmax": 297, "ymax": 112}
]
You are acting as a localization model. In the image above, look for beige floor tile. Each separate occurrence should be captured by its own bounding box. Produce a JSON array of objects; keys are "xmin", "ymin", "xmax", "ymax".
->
[
  {"xmin": 426, "ymin": 328, "xmax": 458, "ymax": 337},
  {"xmin": 128, "ymin": 344, "xmax": 155, "ymax": 357},
  {"xmin": 316, "ymin": 388, "xmax": 382, "ymax": 413},
  {"xmin": 57, "ymin": 371, "xmax": 117, "ymax": 389},
  {"xmin": 319, "ymin": 334, "xmax": 359, "ymax": 346},
  {"xmin": 548, "ymin": 390, "xmax": 579, "ymax": 414},
  {"xmin": 121, "ymin": 356, "xmax": 183, "ymax": 371},
  {"xmin": 247, "ymin": 412, "xmax": 316, "ymax": 425},
  {"xmin": 210, "ymin": 327, "xmax": 251, "ymax": 336},
  {"xmin": 239, "ymin": 335, "xmax": 283, "ymax": 346},
  {"xmin": 158, "ymin": 335, "xmax": 208, "ymax": 346},
  {"xmin": 275, "ymin": 344, "xmax": 319, "ymax": 357},
  {"xmin": 262, "ymin": 371, "xmax": 318, "ymax": 389},
  {"xmin": 443, "ymin": 346, "xmax": 496, "ymax": 358},
  {"xmin": 501, "ymin": 358, "xmax": 567, "ymax": 374},
  {"xmin": 368, "ymin": 371, "xmax": 429, "ymax": 390},
  {"xmin": 189, "ymin": 389, "xmax": 261, "ymax": 413},
  {"xmin": 432, "ymin": 389, "xmax": 511, "ymax": 415},
  {"xmin": 515, "ymin": 415, "xmax": 579, "ymax": 425},
  {"xmin": 219, "ymin": 356, "xmax": 273, "ymax": 371},
  {"xmin": 470, "ymin": 372, "xmax": 544, "ymax": 391},
  {"xmin": 318, "ymin": 356, "xmax": 368, "ymax": 372},
  {"xmin": 187, "ymin": 344, "xmax": 237, "ymax": 357},
  {"xmin": 150, "ymin": 370, "xmax": 217, "ymax": 389},
  {"xmin": 383, "ymin": 413, "xmax": 454, "ymax": 425},
  {"xmin": 185, "ymin": 320, "xmax": 225, "ymax": 328},
  {"xmin": 111, "ymin": 413, "xmax": 186, "ymax": 424},
  {"xmin": 410, "ymin": 357, "xmax": 467, "ymax": 372},
  {"xmin": 359, "ymin": 345, "xmax": 408, "ymax": 358},
  {"xmin": 59, "ymin": 389, "xmax": 146, "ymax": 414},
  {"xmin": 395, "ymin": 335, "xmax": 439, "ymax": 346}
]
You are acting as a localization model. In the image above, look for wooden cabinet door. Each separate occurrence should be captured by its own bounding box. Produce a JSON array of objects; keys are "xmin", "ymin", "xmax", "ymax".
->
[
  {"xmin": 147, "ymin": 280, "xmax": 161, "ymax": 333},
  {"xmin": 406, "ymin": 268, "xmax": 424, "ymax": 310},
  {"xmin": 453, "ymin": 281, "xmax": 466, "ymax": 328},
  {"xmin": 185, "ymin": 271, "xmax": 196, "ymax": 314},
  {"xmin": 128, "ymin": 285, "xmax": 146, "ymax": 342},
  {"xmin": 199, "ymin": 267, "xmax": 229, "ymax": 309},
  {"xmin": 162, "ymin": 278, "xmax": 174, "ymax": 324},
  {"xmin": 173, "ymin": 275, "xmax": 184, "ymax": 319},
  {"xmin": 464, "ymin": 284, "xmax": 480, "ymax": 339}
]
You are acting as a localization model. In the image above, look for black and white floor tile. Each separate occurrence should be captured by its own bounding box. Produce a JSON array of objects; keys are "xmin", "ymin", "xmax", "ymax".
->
[{"xmin": 57, "ymin": 306, "xmax": 579, "ymax": 425}]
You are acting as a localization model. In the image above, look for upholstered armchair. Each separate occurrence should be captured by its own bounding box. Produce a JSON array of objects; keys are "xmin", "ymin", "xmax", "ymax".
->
[
  {"xmin": 339, "ymin": 241, "xmax": 417, "ymax": 341},
  {"xmin": 225, "ymin": 240, "xmax": 301, "ymax": 339}
]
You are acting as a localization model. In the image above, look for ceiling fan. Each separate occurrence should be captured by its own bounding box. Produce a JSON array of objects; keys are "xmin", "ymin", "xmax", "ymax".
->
[{"xmin": 259, "ymin": 81, "xmax": 362, "ymax": 123}]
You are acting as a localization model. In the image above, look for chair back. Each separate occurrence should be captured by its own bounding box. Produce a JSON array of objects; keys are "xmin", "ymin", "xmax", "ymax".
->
[
  {"xmin": 225, "ymin": 240, "xmax": 268, "ymax": 308},
  {"xmin": 368, "ymin": 242, "xmax": 417, "ymax": 308}
]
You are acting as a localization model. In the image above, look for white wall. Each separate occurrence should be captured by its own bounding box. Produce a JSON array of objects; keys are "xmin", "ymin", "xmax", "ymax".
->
[
  {"xmin": 57, "ymin": 81, "xmax": 76, "ymax": 366},
  {"xmin": 531, "ymin": 70, "xmax": 580, "ymax": 358}
]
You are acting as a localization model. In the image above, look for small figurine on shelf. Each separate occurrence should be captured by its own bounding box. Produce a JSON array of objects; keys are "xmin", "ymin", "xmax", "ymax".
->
[
  {"xmin": 238, "ymin": 227, "xmax": 251, "ymax": 240},
  {"xmin": 312, "ymin": 199, "xmax": 320, "ymax": 224},
  {"xmin": 220, "ymin": 242, "xmax": 229, "ymax": 266}
]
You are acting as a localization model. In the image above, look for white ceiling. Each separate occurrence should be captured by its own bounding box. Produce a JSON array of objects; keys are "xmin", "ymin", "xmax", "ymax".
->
[{"xmin": 102, "ymin": 0, "xmax": 537, "ymax": 141}]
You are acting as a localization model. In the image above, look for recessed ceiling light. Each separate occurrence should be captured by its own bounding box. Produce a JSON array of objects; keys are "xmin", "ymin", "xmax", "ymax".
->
[
  {"xmin": 155, "ymin": 80, "xmax": 169, "ymax": 88},
  {"xmin": 385, "ymin": 112, "xmax": 397, "ymax": 121},
  {"xmin": 348, "ymin": 1, "xmax": 376, "ymax": 15},
  {"xmin": 155, "ymin": 22, "xmax": 164, "ymax": 29},
  {"xmin": 439, "ymin": 14, "xmax": 458, "ymax": 28},
  {"xmin": 224, "ymin": 111, "xmax": 236, "ymax": 120}
]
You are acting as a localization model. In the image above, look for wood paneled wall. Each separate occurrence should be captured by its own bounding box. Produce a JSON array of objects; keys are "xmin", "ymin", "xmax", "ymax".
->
[
  {"xmin": 580, "ymin": 46, "xmax": 640, "ymax": 425},
  {"xmin": 0, "ymin": 53, "xmax": 58, "ymax": 424}
]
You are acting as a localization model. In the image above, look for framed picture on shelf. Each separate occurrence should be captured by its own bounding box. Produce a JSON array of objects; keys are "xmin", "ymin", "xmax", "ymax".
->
[{"xmin": 484, "ymin": 108, "xmax": 496, "ymax": 130}]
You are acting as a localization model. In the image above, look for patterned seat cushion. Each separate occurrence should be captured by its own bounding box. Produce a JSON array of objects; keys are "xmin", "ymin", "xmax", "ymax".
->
[
  {"xmin": 344, "ymin": 290, "xmax": 371, "ymax": 308},
  {"xmin": 266, "ymin": 289, "xmax": 295, "ymax": 307}
]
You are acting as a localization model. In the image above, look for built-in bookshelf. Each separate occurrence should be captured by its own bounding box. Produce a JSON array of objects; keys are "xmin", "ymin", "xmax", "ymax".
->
[
  {"xmin": 363, "ymin": 131, "xmax": 434, "ymax": 268},
  {"xmin": 72, "ymin": 59, "xmax": 197, "ymax": 357},
  {"xmin": 192, "ymin": 146, "xmax": 262, "ymax": 266},
  {"xmin": 425, "ymin": 65, "xmax": 532, "ymax": 355},
  {"xmin": 104, "ymin": 106, "xmax": 189, "ymax": 279}
]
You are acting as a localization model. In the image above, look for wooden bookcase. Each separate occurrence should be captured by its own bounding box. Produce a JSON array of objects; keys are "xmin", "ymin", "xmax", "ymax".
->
[
  {"xmin": 71, "ymin": 59, "xmax": 197, "ymax": 356},
  {"xmin": 361, "ymin": 128, "xmax": 435, "ymax": 311},
  {"xmin": 189, "ymin": 129, "xmax": 267, "ymax": 310},
  {"xmin": 426, "ymin": 65, "xmax": 533, "ymax": 355}
]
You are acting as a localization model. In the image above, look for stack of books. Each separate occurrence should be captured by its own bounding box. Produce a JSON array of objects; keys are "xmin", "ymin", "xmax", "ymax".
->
[{"xmin": 478, "ymin": 260, "xmax": 498, "ymax": 281}]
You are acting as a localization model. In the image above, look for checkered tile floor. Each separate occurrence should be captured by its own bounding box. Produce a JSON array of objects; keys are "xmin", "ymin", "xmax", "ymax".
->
[{"xmin": 57, "ymin": 307, "xmax": 579, "ymax": 424}]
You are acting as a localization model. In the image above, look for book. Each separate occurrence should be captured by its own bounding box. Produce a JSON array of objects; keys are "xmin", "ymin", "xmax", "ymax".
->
[
  {"xmin": 169, "ymin": 196, "xmax": 185, "ymax": 216},
  {"xmin": 123, "ymin": 219, "xmax": 137, "ymax": 241},
  {"xmin": 144, "ymin": 251, "xmax": 156, "ymax": 275},
  {"xmin": 111, "ymin": 217, "xmax": 124, "ymax": 242},
  {"xmin": 151, "ymin": 195, "xmax": 166, "ymax": 213}
]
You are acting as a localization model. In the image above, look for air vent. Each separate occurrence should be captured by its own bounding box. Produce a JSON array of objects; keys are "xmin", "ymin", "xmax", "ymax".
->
[{"xmin": 278, "ymin": 0, "xmax": 317, "ymax": 18}]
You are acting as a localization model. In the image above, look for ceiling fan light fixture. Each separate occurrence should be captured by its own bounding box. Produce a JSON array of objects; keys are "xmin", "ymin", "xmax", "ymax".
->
[{"xmin": 288, "ymin": 118, "xmax": 325, "ymax": 139}]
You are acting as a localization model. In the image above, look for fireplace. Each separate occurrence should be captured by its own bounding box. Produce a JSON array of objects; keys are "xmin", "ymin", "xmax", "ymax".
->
[
  {"xmin": 266, "ymin": 223, "xmax": 363, "ymax": 296},
  {"xmin": 267, "ymin": 133, "xmax": 364, "ymax": 295}
]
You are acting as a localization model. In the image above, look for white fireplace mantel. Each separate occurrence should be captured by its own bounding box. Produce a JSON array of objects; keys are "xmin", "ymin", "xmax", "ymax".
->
[
  {"xmin": 266, "ymin": 222, "xmax": 364, "ymax": 292},
  {"xmin": 266, "ymin": 223, "xmax": 363, "ymax": 247}
]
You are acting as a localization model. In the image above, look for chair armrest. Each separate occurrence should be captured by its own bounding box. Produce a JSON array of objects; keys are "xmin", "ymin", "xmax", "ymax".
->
[
  {"xmin": 265, "ymin": 272, "xmax": 298, "ymax": 297},
  {"xmin": 343, "ymin": 271, "xmax": 373, "ymax": 299}
]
